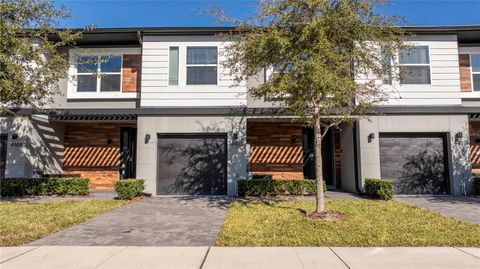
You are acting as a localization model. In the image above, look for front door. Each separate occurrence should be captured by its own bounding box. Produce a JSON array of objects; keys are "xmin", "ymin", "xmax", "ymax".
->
[
  {"xmin": 302, "ymin": 127, "xmax": 335, "ymax": 186},
  {"xmin": 120, "ymin": 127, "xmax": 137, "ymax": 179},
  {"xmin": 0, "ymin": 135, "xmax": 7, "ymax": 179}
]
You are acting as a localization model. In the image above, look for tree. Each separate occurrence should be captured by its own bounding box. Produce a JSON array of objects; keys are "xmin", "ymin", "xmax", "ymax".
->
[
  {"xmin": 0, "ymin": 0, "xmax": 82, "ymax": 112},
  {"xmin": 222, "ymin": 0, "xmax": 408, "ymax": 215}
]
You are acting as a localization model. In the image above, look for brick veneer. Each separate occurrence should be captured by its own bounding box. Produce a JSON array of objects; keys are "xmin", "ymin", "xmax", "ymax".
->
[
  {"xmin": 63, "ymin": 123, "xmax": 121, "ymax": 189},
  {"xmin": 122, "ymin": 54, "xmax": 141, "ymax": 93},
  {"xmin": 247, "ymin": 122, "xmax": 304, "ymax": 179},
  {"xmin": 470, "ymin": 121, "xmax": 480, "ymax": 174}
]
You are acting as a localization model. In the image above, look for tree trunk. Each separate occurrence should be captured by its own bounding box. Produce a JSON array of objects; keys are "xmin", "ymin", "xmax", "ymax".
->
[{"xmin": 314, "ymin": 119, "xmax": 325, "ymax": 213}]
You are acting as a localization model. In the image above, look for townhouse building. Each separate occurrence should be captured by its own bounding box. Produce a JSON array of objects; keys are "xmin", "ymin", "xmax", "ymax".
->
[{"xmin": 0, "ymin": 26, "xmax": 479, "ymax": 196}]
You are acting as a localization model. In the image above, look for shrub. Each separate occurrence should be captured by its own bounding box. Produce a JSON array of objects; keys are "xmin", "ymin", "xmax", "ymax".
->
[
  {"xmin": 473, "ymin": 177, "xmax": 480, "ymax": 195},
  {"xmin": 115, "ymin": 179, "xmax": 145, "ymax": 200},
  {"xmin": 237, "ymin": 179, "xmax": 327, "ymax": 196},
  {"xmin": 364, "ymin": 178, "xmax": 394, "ymax": 200},
  {"xmin": 0, "ymin": 178, "xmax": 89, "ymax": 197}
]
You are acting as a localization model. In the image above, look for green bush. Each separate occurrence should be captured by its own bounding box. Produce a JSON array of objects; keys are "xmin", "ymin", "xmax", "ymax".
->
[
  {"xmin": 473, "ymin": 177, "xmax": 480, "ymax": 195},
  {"xmin": 115, "ymin": 179, "xmax": 145, "ymax": 200},
  {"xmin": 0, "ymin": 178, "xmax": 89, "ymax": 197},
  {"xmin": 364, "ymin": 178, "xmax": 394, "ymax": 200},
  {"xmin": 237, "ymin": 179, "xmax": 327, "ymax": 196}
]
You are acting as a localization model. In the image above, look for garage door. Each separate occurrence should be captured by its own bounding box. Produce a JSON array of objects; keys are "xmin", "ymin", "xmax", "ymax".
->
[
  {"xmin": 379, "ymin": 133, "xmax": 449, "ymax": 194},
  {"xmin": 156, "ymin": 134, "xmax": 227, "ymax": 195}
]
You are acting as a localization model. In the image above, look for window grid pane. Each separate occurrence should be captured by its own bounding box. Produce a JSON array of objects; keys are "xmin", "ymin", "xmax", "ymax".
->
[
  {"xmin": 77, "ymin": 56, "xmax": 98, "ymax": 73},
  {"xmin": 399, "ymin": 46, "xmax": 430, "ymax": 64},
  {"xmin": 472, "ymin": 55, "xmax": 480, "ymax": 73},
  {"xmin": 100, "ymin": 74, "xmax": 121, "ymax": 92},
  {"xmin": 473, "ymin": 74, "xmax": 480, "ymax": 91},
  {"xmin": 77, "ymin": 75, "xmax": 97, "ymax": 92},
  {"xmin": 100, "ymin": 56, "xmax": 122, "ymax": 73},
  {"xmin": 169, "ymin": 47, "xmax": 179, "ymax": 85},
  {"xmin": 187, "ymin": 47, "xmax": 217, "ymax": 65},
  {"xmin": 187, "ymin": 66, "xmax": 217, "ymax": 85},
  {"xmin": 400, "ymin": 66, "xmax": 431, "ymax": 84}
]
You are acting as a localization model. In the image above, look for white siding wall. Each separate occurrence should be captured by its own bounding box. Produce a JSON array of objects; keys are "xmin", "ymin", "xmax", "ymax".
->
[
  {"xmin": 141, "ymin": 36, "xmax": 247, "ymax": 107},
  {"xmin": 381, "ymin": 35, "xmax": 462, "ymax": 106}
]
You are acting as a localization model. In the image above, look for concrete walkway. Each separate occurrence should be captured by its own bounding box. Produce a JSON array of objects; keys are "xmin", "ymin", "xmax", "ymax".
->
[
  {"xmin": 1, "ymin": 246, "xmax": 479, "ymax": 269},
  {"xmin": 29, "ymin": 197, "xmax": 230, "ymax": 246},
  {"xmin": 394, "ymin": 195, "xmax": 480, "ymax": 224}
]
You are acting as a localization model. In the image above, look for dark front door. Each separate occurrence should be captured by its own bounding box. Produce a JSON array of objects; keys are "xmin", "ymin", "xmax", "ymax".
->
[
  {"xmin": 302, "ymin": 128, "xmax": 315, "ymax": 179},
  {"xmin": 156, "ymin": 134, "xmax": 227, "ymax": 195},
  {"xmin": 302, "ymin": 127, "xmax": 335, "ymax": 185},
  {"xmin": 0, "ymin": 135, "xmax": 6, "ymax": 179},
  {"xmin": 120, "ymin": 127, "xmax": 137, "ymax": 179},
  {"xmin": 379, "ymin": 133, "xmax": 449, "ymax": 194}
]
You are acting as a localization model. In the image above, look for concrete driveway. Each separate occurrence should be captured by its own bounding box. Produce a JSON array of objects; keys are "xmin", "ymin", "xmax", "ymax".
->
[
  {"xmin": 29, "ymin": 196, "xmax": 230, "ymax": 246},
  {"xmin": 394, "ymin": 195, "xmax": 480, "ymax": 224}
]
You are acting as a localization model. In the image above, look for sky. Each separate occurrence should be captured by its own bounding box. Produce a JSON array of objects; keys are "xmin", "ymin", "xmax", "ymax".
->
[{"xmin": 56, "ymin": 0, "xmax": 480, "ymax": 29}]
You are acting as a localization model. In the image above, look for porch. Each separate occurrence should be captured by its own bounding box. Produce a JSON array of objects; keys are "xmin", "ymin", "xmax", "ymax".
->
[
  {"xmin": 51, "ymin": 114, "xmax": 138, "ymax": 189},
  {"xmin": 246, "ymin": 120, "xmax": 352, "ymax": 190}
]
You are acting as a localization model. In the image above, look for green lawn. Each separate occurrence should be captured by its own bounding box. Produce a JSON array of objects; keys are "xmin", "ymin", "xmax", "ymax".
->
[
  {"xmin": 216, "ymin": 200, "xmax": 480, "ymax": 247},
  {"xmin": 0, "ymin": 200, "xmax": 127, "ymax": 246}
]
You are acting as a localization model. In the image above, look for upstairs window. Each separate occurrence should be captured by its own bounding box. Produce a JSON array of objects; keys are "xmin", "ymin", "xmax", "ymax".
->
[
  {"xmin": 76, "ymin": 55, "xmax": 122, "ymax": 92},
  {"xmin": 168, "ymin": 47, "xmax": 179, "ymax": 85},
  {"xmin": 399, "ymin": 46, "xmax": 431, "ymax": 84},
  {"xmin": 382, "ymin": 53, "xmax": 392, "ymax": 85},
  {"xmin": 186, "ymin": 47, "xmax": 217, "ymax": 85},
  {"xmin": 471, "ymin": 54, "xmax": 480, "ymax": 91}
]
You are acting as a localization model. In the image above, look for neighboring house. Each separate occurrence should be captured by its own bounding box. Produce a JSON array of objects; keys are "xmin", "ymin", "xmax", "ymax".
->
[{"xmin": 0, "ymin": 26, "xmax": 479, "ymax": 196}]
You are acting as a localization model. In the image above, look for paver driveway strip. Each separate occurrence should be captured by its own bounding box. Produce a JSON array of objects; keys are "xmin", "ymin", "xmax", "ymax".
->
[
  {"xmin": 28, "ymin": 196, "xmax": 230, "ymax": 246},
  {"xmin": 394, "ymin": 195, "xmax": 480, "ymax": 224}
]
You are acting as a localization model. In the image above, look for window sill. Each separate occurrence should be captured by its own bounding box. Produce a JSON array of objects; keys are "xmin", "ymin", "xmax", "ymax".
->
[
  {"xmin": 67, "ymin": 92, "xmax": 139, "ymax": 100},
  {"xmin": 461, "ymin": 92, "xmax": 480, "ymax": 99}
]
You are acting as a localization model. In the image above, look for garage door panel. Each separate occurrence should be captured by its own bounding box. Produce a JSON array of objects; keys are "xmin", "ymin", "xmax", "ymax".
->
[
  {"xmin": 157, "ymin": 135, "xmax": 227, "ymax": 195},
  {"xmin": 379, "ymin": 134, "xmax": 449, "ymax": 195}
]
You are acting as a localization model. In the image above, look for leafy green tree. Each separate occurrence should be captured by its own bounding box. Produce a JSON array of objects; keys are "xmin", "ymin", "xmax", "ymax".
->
[
  {"xmin": 223, "ymin": 0, "xmax": 408, "ymax": 215},
  {"xmin": 0, "ymin": 0, "xmax": 81, "ymax": 112}
]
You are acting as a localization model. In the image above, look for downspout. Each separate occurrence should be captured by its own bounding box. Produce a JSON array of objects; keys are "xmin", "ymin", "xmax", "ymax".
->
[{"xmin": 353, "ymin": 120, "xmax": 363, "ymax": 194}]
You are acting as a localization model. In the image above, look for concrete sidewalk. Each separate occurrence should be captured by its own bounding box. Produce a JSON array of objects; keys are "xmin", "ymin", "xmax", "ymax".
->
[{"xmin": 1, "ymin": 247, "xmax": 479, "ymax": 269}]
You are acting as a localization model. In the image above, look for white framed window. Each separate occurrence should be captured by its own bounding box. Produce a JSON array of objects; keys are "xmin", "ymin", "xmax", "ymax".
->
[
  {"xmin": 76, "ymin": 55, "xmax": 123, "ymax": 92},
  {"xmin": 471, "ymin": 54, "xmax": 480, "ymax": 91},
  {"xmin": 399, "ymin": 45, "xmax": 431, "ymax": 84},
  {"xmin": 186, "ymin": 46, "xmax": 218, "ymax": 85},
  {"xmin": 168, "ymin": 47, "xmax": 179, "ymax": 86},
  {"xmin": 382, "ymin": 52, "xmax": 393, "ymax": 85}
]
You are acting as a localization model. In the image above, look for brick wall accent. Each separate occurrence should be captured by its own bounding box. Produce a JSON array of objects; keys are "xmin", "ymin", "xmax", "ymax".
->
[
  {"xmin": 122, "ymin": 54, "xmax": 141, "ymax": 93},
  {"xmin": 470, "ymin": 121, "xmax": 480, "ymax": 174},
  {"xmin": 459, "ymin": 54, "xmax": 472, "ymax": 92},
  {"xmin": 64, "ymin": 123, "xmax": 121, "ymax": 189},
  {"xmin": 247, "ymin": 122, "xmax": 304, "ymax": 180}
]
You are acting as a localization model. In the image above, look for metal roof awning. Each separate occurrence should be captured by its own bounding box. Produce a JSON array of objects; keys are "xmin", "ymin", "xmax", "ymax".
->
[{"xmin": 49, "ymin": 114, "xmax": 137, "ymax": 121}]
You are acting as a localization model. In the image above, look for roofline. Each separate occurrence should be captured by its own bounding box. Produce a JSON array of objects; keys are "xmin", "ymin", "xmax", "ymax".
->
[{"xmin": 62, "ymin": 25, "xmax": 480, "ymax": 35}]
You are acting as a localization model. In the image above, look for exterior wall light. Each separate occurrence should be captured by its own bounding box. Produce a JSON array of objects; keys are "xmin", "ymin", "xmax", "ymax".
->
[
  {"xmin": 144, "ymin": 134, "xmax": 151, "ymax": 144},
  {"xmin": 368, "ymin": 133, "xmax": 375, "ymax": 143},
  {"xmin": 455, "ymin": 132, "xmax": 463, "ymax": 143}
]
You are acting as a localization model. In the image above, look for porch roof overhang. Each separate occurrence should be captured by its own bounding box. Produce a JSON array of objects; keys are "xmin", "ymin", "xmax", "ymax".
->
[
  {"xmin": 470, "ymin": 113, "xmax": 480, "ymax": 119},
  {"xmin": 49, "ymin": 113, "xmax": 137, "ymax": 121}
]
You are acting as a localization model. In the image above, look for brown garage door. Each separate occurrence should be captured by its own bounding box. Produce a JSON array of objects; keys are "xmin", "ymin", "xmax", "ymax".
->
[
  {"xmin": 156, "ymin": 134, "xmax": 227, "ymax": 195},
  {"xmin": 379, "ymin": 133, "xmax": 449, "ymax": 194}
]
